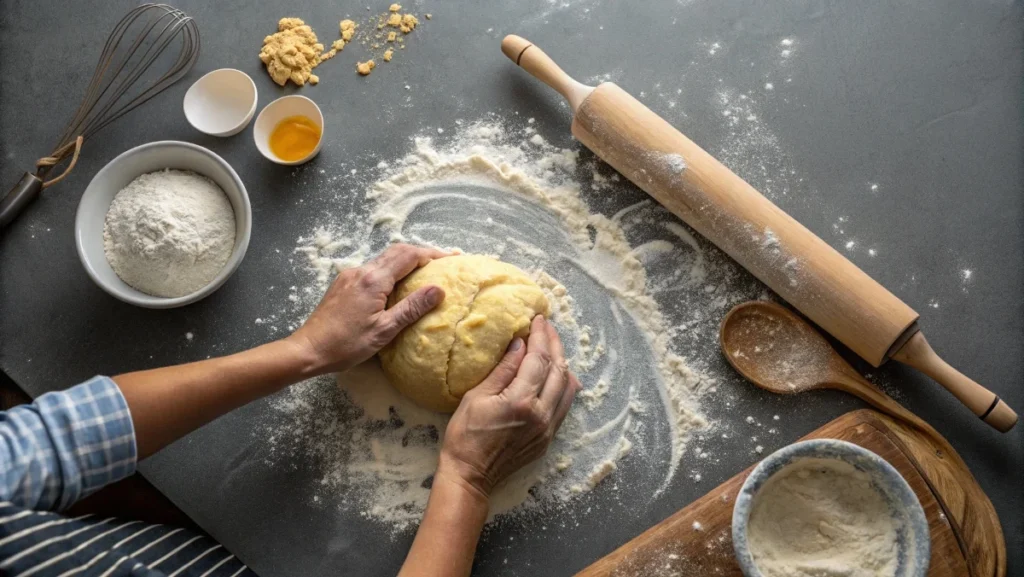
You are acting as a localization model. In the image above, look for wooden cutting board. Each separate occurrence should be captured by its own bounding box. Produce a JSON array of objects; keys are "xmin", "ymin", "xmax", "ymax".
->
[{"xmin": 576, "ymin": 409, "xmax": 1005, "ymax": 577}]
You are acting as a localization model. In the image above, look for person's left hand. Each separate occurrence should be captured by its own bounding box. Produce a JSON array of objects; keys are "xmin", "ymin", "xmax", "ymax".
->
[{"xmin": 288, "ymin": 243, "xmax": 449, "ymax": 374}]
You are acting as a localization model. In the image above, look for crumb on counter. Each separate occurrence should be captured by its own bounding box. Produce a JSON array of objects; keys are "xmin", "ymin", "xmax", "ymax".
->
[
  {"xmin": 399, "ymin": 14, "xmax": 418, "ymax": 33},
  {"xmin": 357, "ymin": 60, "xmax": 376, "ymax": 75},
  {"xmin": 340, "ymin": 19, "xmax": 357, "ymax": 41}
]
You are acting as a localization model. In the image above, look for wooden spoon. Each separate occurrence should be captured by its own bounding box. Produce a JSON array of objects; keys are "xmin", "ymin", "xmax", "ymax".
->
[{"xmin": 719, "ymin": 300, "xmax": 936, "ymax": 436}]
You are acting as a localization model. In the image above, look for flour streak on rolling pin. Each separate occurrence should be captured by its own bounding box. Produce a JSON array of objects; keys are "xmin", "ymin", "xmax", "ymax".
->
[{"xmin": 500, "ymin": 35, "xmax": 1016, "ymax": 432}]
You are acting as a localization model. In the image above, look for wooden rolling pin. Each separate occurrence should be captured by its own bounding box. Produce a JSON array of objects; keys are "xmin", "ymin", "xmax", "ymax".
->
[{"xmin": 501, "ymin": 35, "xmax": 1017, "ymax": 432}]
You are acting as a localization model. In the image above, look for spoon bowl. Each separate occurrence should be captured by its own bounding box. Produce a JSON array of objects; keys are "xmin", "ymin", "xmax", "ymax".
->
[{"xmin": 720, "ymin": 301, "xmax": 839, "ymax": 395}]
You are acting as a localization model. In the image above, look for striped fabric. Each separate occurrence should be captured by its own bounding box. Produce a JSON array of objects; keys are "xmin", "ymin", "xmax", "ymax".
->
[
  {"xmin": 0, "ymin": 377, "xmax": 254, "ymax": 576},
  {"xmin": 0, "ymin": 505, "xmax": 254, "ymax": 576}
]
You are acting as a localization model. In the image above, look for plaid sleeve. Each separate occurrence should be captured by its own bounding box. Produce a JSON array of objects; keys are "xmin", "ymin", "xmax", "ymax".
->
[{"xmin": 0, "ymin": 376, "xmax": 137, "ymax": 511}]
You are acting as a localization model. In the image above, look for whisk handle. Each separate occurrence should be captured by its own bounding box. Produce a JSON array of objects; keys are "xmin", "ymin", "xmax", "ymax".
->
[{"xmin": 0, "ymin": 173, "xmax": 43, "ymax": 230}]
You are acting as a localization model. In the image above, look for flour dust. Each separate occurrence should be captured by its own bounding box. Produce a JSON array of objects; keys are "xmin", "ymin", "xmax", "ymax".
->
[{"xmin": 253, "ymin": 116, "xmax": 771, "ymax": 532}]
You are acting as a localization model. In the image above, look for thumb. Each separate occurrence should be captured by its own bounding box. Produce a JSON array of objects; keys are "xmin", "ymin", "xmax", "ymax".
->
[
  {"xmin": 471, "ymin": 338, "xmax": 527, "ymax": 396},
  {"xmin": 382, "ymin": 285, "xmax": 445, "ymax": 337}
]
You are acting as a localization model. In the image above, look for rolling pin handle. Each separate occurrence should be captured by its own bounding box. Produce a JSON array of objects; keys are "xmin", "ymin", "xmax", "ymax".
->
[
  {"xmin": 501, "ymin": 35, "xmax": 594, "ymax": 113},
  {"xmin": 893, "ymin": 331, "xmax": 1018, "ymax": 432},
  {"xmin": 500, "ymin": 34, "xmax": 533, "ymax": 65},
  {"xmin": 0, "ymin": 172, "xmax": 44, "ymax": 230}
]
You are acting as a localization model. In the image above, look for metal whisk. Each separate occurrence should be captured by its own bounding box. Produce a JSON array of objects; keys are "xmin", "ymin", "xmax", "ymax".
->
[{"xmin": 0, "ymin": 3, "xmax": 200, "ymax": 229}]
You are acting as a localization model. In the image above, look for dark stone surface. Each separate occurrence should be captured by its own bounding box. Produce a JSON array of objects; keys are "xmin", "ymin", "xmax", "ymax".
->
[{"xmin": 1, "ymin": 0, "xmax": 1021, "ymax": 575}]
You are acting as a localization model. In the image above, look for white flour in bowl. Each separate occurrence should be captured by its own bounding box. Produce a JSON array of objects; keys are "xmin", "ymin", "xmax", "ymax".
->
[
  {"xmin": 103, "ymin": 169, "xmax": 236, "ymax": 298},
  {"xmin": 747, "ymin": 458, "xmax": 900, "ymax": 577}
]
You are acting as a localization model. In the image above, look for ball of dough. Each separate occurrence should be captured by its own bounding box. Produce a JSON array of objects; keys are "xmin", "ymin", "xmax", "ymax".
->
[{"xmin": 380, "ymin": 255, "xmax": 550, "ymax": 412}]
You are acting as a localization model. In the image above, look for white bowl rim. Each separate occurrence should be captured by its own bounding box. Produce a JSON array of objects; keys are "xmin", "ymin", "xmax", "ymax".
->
[
  {"xmin": 75, "ymin": 140, "xmax": 252, "ymax": 309},
  {"xmin": 253, "ymin": 94, "xmax": 325, "ymax": 166},
  {"xmin": 183, "ymin": 68, "xmax": 258, "ymax": 136}
]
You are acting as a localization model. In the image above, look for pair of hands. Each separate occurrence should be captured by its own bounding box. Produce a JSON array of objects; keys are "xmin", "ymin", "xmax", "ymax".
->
[{"xmin": 287, "ymin": 244, "xmax": 580, "ymax": 498}]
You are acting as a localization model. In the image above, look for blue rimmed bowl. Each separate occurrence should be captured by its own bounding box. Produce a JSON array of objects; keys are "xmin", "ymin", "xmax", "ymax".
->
[{"xmin": 732, "ymin": 439, "xmax": 929, "ymax": 577}]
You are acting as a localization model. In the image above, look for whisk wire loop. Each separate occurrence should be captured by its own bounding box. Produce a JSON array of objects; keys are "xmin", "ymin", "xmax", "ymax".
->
[{"xmin": 41, "ymin": 4, "xmax": 200, "ymax": 185}]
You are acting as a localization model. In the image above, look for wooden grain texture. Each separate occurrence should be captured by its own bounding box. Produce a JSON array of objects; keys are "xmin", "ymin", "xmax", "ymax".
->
[
  {"xmin": 871, "ymin": 411, "xmax": 1005, "ymax": 577},
  {"xmin": 575, "ymin": 409, "xmax": 1004, "ymax": 577},
  {"xmin": 570, "ymin": 83, "xmax": 918, "ymax": 367}
]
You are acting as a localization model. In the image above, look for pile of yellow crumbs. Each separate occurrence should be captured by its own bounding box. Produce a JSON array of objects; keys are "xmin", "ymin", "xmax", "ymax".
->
[
  {"xmin": 357, "ymin": 3, "xmax": 426, "ymax": 75},
  {"xmin": 259, "ymin": 4, "xmax": 429, "ymax": 85},
  {"xmin": 259, "ymin": 18, "xmax": 325, "ymax": 86},
  {"xmin": 321, "ymin": 19, "xmax": 358, "ymax": 63}
]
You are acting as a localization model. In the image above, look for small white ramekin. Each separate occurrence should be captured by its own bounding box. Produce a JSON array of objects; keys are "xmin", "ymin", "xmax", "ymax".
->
[{"xmin": 252, "ymin": 95, "xmax": 324, "ymax": 165}]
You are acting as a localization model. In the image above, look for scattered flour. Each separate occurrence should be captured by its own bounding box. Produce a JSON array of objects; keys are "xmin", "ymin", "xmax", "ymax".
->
[
  {"xmin": 254, "ymin": 118, "xmax": 771, "ymax": 530},
  {"xmin": 578, "ymin": 379, "xmax": 610, "ymax": 410},
  {"xmin": 257, "ymin": 46, "xmax": 809, "ymax": 529}
]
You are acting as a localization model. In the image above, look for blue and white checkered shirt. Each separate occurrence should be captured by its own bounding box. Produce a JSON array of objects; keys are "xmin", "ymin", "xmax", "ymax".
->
[{"xmin": 0, "ymin": 376, "xmax": 254, "ymax": 577}]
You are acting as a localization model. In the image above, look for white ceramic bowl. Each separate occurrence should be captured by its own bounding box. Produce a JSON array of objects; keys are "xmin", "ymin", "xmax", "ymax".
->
[
  {"xmin": 183, "ymin": 69, "xmax": 258, "ymax": 137},
  {"xmin": 75, "ymin": 141, "xmax": 251, "ymax": 309},
  {"xmin": 253, "ymin": 95, "xmax": 324, "ymax": 165}
]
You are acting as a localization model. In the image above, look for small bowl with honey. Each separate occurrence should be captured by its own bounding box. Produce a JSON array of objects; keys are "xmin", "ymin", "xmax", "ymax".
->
[{"xmin": 253, "ymin": 95, "xmax": 324, "ymax": 165}]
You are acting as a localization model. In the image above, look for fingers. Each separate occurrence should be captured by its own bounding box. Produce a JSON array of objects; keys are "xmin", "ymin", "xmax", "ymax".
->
[
  {"xmin": 525, "ymin": 318, "xmax": 577, "ymax": 438},
  {"xmin": 525, "ymin": 315, "xmax": 552, "ymax": 359},
  {"xmin": 472, "ymin": 338, "xmax": 528, "ymax": 396},
  {"xmin": 380, "ymin": 285, "xmax": 445, "ymax": 337},
  {"xmin": 546, "ymin": 317, "xmax": 566, "ymax": 362},
  {"xmin": 370, "ymin": 244, "xmax": 450, "ymax": 287},
  {"xmin": 551, "ymin": 373, "xmax": 581, "ymax": 431},
  {"xmin": 538, "ymin": 320, "xmax": 570, "ymax": 412},
  {"xmin": 504, "ymin": 316, "xmax": 554, "ymax": 400},
  {"xmin": 373, "ymin": 243, "xmax": 449, "ymax": 267}
]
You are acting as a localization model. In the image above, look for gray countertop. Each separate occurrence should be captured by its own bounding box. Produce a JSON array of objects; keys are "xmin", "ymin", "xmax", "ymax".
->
[{"xmin": 1, "ymin": 0, "xmax": 1021, "ymax": 575}]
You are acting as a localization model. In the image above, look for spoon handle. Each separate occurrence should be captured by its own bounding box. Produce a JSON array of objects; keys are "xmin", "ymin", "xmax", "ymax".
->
[
  {"xmin": 892, "ymin": 331, "xmax": 1017, "ymax": 432},
  {"xmin": 832, "ymin": 371, "xmax": 937, "ymax": 439}
]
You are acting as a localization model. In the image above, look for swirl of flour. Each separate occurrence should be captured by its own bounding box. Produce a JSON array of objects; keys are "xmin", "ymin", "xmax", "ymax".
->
[{"xmin": 265, "ymin": 120, "xmax": 736, "ymax": 530}]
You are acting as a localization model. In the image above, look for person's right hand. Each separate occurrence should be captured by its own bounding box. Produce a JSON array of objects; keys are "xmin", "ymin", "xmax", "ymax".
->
[{"xmin": 437, "ymin": 315, "xmax": 582, "ymax": 498}]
